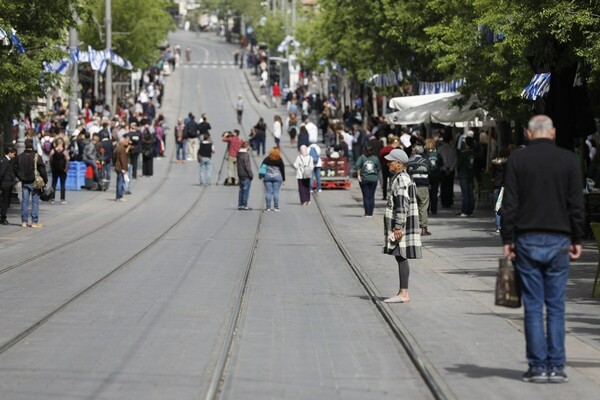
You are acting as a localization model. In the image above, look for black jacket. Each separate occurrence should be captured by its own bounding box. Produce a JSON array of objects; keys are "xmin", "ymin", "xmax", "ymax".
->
[
  {"xmin": 16, "ymin": 149, "xmax": 48, "ymax": 185},
  {"xmin": 261, "ymin": 156, "xmax": 286, "ymax": 181},
  {"xmin": 237, "ymin": 150, "xmax": 253, "ymax": 180},
  {"xmin": 501, "ymin": 139, "xmax": 585, "ymax": 244},
  {"xmin": 0, "ymin": 156, "xmax": 16, "ymax": 188}
]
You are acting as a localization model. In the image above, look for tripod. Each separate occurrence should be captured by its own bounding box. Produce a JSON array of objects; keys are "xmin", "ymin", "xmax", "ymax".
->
[{"xmin": 216, "ymin": 147, "xmax": 229, "ymax": 186}]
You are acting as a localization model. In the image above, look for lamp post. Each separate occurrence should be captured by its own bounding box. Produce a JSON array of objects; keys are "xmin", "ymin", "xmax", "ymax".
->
[
  {"xmin": 105, "ymin": 0, "xmax": 112, "ymax": 110},
  {"xmin": 68, "ymin": 27, "xmax": 79, "ymax": 136}
]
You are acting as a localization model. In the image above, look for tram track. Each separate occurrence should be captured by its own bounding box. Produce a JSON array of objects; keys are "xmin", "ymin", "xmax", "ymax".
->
[
  {"xmin": 218, "ymin": 51, "xmax": 456, "ymax": 400},
  {"xmin": 0, "ymin": 59, "xmax": 187, "ymax": 277}
]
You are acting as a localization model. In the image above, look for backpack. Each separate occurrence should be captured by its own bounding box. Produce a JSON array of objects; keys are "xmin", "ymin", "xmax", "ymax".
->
[
  {"xmin": 361, "ymin": 159, "xmax": 376, "ymax": 175},
  {"xmin": 42, "ymin": 138, "xmax": 53, "ymax": 154},
  {"xmin": 309, "ymin": 146, "xmax": 319, "ymax": 164}
]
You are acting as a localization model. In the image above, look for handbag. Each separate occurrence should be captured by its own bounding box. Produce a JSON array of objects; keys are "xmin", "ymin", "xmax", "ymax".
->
[
  {"xmin": 33, "ymin": 154, "xmax": 46, "ymax": 190},
  {"xmin": 495, "ymin": 258, "xmax": 521, "ymax": 308},
  {"xmin": 259, "ymin": 163, "xmax": 267, "ymax": 179}
]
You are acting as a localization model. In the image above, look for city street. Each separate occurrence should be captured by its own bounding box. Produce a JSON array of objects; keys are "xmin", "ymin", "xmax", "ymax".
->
[{"xmin": 0, "ymin": 30, "xmax": 599, "ymax": 399}]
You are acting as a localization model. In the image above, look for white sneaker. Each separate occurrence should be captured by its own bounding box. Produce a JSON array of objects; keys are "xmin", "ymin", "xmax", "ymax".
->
[
  {"xmin": 115, "ymin": 198, "xmax": 128, "ymax": 202},
  {"xmin": 273, "ymin": 208, "xmax": 280, "ymax": 212},
  {"xmin": 60, "ymin": 201, "xmax": 67, "ymax": 205}
]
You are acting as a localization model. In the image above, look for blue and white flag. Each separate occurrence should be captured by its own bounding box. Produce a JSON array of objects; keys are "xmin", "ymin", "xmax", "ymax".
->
[
  {"xmin": 419, "ymin": 79, "xmax": 465, "ymax": 95},
  {"xmin": 43, "ymin": 59, "xmax": 70, "ymax": 74},
  {"xmin": 521, "ymin": 73, "xmax": 550, "ymax": 101},
  {"xmin": 9, "ymin": 30, "xmax": 25, "ymax": 53},
  {"xmin": 0, "ymin": 28, "xmax": 9, "ymax": 46}
]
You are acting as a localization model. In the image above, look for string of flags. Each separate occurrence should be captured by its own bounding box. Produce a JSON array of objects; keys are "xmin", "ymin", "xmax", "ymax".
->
[
  {"xmin": 0, "ymin": 27, "xmax": 26, "ymax": 53},
  {"xmin": 44, "ymin": 46, "xmax": 133, "ymax": 75},
  {"xmin": 419, "ymin": 79, "xmax": 465, "ymax": 95},
  {"xmin": 521, "ymin": 73, "xmax": 551, "ymax": 101}
]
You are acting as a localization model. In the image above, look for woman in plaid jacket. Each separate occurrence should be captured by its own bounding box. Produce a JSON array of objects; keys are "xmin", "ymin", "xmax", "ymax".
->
[{"xmin": 383, "ymin": 149, "xmax": 422, "ymax": 303}]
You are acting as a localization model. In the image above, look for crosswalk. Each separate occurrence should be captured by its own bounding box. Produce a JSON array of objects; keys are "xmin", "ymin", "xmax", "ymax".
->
[{"xmin": 182, "ymin": 61, "xmax": 238, "ymax": 69}]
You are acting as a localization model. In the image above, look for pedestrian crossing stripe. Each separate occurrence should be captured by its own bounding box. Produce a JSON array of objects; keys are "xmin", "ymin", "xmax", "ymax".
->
[{"xmin": 182, "ymin": 64, "xmax": 237, "ymax": 69}]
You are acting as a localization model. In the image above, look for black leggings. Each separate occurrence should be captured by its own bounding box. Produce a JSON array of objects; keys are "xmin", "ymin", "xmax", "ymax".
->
[
  {"xmin": 396, "ymin": 256, "xmax": 410, "ymax": 290},
  {"xmin": 52, "ymin": 170, "xmax": 67, "ymax": 201}
]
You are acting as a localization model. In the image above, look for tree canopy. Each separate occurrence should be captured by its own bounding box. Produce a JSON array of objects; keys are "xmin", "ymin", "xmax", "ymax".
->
[
  {"xmin": 297, "ymin": 0, "xmax": 600, "ymax": 127},
  {"xmin": 79, "ymin": 0, "xmax": 175, "ymax": 68}
]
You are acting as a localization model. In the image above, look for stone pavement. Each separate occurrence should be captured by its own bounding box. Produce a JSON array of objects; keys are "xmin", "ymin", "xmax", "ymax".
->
[{"xmin": 242, "ymin": 64, "xmax": 600, "ymax": 399}]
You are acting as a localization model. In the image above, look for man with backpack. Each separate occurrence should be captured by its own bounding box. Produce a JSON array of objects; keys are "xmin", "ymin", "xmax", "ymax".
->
[
  {"xmin": 308, "ymin": 143, "xmax": 322, "ymax": 192},
  {"xmin": 457, "ymin": 136, "xmax": 476, "ymax": 217},
  {"xmin": 407, "ymin": 145, "xmax": 432, "ymax": 235}
]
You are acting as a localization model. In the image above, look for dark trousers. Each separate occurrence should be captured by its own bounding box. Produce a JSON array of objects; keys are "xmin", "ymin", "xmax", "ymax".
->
[
  {"xmin": 359, "ymin": 180, "xmax": 378, "ymax": 216},
  {"xmin": 51, "ymin": 170, "xmax": 67, "ymax": 201},
  {"xmin": 459, "ymin": 176, "xmax": 474, "ymax": 215},
  {"xmin": 429, "ymin": 176, "xmax": 440, "ymax": 214},
  {"xmin": 1, "ymin": 186, "xmax": 11, "ymax": 220},
  {"xmin": 142, "ymin": 155, "xmax": 153, "ymax": 176},
  {"xmin": 130, "ymin": 153, "xmax": 140, "ymax": 178},
  {"xmin": 298, "ymin": 178, "xmax": 311, "ymax": 203},
  {"xmin": 440, "ymin": 170, "xmax": 455, "ymax": 207}
]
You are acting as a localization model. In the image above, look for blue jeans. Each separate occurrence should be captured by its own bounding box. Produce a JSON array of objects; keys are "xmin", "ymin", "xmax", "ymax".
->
[
  {"xmin": 199, "ymin": 157, "xmax": 212, "ymax": 185},
  {"xmin": 310, "ymin": 167, "xmax": 322, "ymax": 191},
  {"xmin": 515, "ymin": 234, "xmax": 570, "ymax": 370},
  {"xmin": 238, "ymin": 178, "xmax": 251, "ymax": 208},
  {"xmin": 264, "ymin": 176, "xmax": 283, "ymax": 209},
  {"xmin": 493, "ymin": 187, "xmax": 502, "ymax": 228},
  {"xmin": 116, "ymin": 171, "xmax": 125, "ymax": 199},
  {"xmin": 459, "ymin": 176, "xmax": 474, "ymax": 215},
  {"xmin": 359, "ymin": 180, "xmax": 378, "ymax": 216},
  {"xmin": 102, "ymin": 161, "xmax": 111, "ymax": 182},
  {"xmin": 176, "ymin": 140, "xmax": 186, "ymax": 160},
  {"xmin": 21, "ymin": 183, "xmax": 40, "ymax": 223}
]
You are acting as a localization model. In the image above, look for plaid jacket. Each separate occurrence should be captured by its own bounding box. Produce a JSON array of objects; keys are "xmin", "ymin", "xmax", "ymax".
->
[{"xmin": 383, "ymin": 171, "xmax": 422, "ymax": 259}]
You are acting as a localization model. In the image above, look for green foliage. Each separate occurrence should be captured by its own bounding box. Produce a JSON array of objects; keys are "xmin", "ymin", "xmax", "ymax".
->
[
  {"xmin": 79, "ymin": 0, "xmax": 175, "ymax": 68},
  {"xmin": 0, "ymin": 0, "xmax": 87, "ymax": 118},
  {"xmin": 255, "ymin": 14, "xmax": 286, "ymax": 54},
  {"xmin": 299, "ymin": 0, "xmax": 600, "ymax": 121}
]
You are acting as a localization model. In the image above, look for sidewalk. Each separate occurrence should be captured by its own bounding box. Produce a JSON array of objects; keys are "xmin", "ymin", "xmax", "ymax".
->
[{"xmin": 242, "ymin": 68, "xmax": 600, "ymax": 398}]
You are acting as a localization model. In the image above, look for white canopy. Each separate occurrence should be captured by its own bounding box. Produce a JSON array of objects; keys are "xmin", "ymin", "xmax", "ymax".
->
[
  {"xmin": 385, "ymin": 94, "xmax": 489, "ymax": 126},
  {"xmin": 388, "ymin": 92, "xmax": 458, "ymax": 111}
]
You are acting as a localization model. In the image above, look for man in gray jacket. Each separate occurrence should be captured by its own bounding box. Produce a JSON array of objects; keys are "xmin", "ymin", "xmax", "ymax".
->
[{"xmin": 82, "ymin": 133, "xmax": 103, "ymax": 190}]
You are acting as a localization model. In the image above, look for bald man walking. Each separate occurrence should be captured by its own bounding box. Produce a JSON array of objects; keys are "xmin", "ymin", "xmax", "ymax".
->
[{"xmin": 501, "ymin": 115, "xmax": 584, "ymax": 384}]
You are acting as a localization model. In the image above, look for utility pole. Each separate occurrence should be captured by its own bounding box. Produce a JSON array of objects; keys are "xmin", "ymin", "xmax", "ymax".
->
[
  {"xmin": 68, "ymin": 27, "xmax": 79, "ymax": 136},
  {"xmin": 291, "ymin": 0, "xmax": 296, "ymax": 34},
  {"xmin": 105, "ymin": 0, "xmax": 112, "ymax": 110}
]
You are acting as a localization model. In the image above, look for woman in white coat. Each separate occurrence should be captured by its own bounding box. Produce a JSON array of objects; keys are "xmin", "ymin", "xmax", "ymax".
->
[{"xmin": 293, "ymin": 145, "xmax": 314, "ymax": 205}]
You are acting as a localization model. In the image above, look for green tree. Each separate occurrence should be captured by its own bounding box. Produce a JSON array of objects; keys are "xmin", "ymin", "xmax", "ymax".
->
[
  {"xmin": 79, "ymin": 0, "xmax": 175, "ymax": 68},
  {"xmin": 0, "ymin": 0, "xmax": 89, "ymax": 150},
  {"xmin": 255, "ymin": 13, "xmax": 286, "ymax": 53}
]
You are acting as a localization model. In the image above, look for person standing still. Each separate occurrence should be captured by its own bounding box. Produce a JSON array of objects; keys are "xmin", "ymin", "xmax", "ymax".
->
[
  {"xmin": 235, "ymin": 95, "xmax": 244, "ymax": 124},
  {"xmin": 273, "ymin": 115, "xmax": 282, "ymax": 148},
  {"xmin": 222, "ymin": 130, "xmax": 243, "ymax": 186},
  {"xmin": 438, "ymin": 135, "xmax": 457, "ymax": 208},
  {"xmin": 198, "ymin": 134, "xmax": 215, "ymax": 186},
  {"xmin": 261, "ymin": 147, "xmax": 285, "ymax": 211},
  {"xmin": 16, "ymin": 138, "xmax": 48, "ymax": 227},
  {"xmin": 502, "ymin": 115, "xmax": 584, "ymax": 384},
  {"xmin": 237, "ymin": 142, "xmax": 253, "ymax": 210},
  {"xmin": 114, "ymin": 135, "xmax": 130, "ymax": 202},
  {"xmin": 0, "ymin": 147, "xmax": 17, "ymax": 225},
  {"xmin": 175, "ymin": 118, "xmax": 186, "ymax": 163},
  {"xmin": 407, "ymin": 145, "xmax": 432, "ymax": 235},
  {"xmin": 49, "ymin": 138, "xmax": 70, "ymax": 204},
  {"xmin": 425, "ymin": 138, "xmax": 443, "ymax": 215},
  {"xmin": 382, "ymin": 149, "xmax": 422, "ymax": 303},
  {"xmin": 185, "ymin": 115, "xmax": 200, "ymax": 161},
  {"xmin": 457, "ymin": 137, "xmax": 475, "ymax": 217}
]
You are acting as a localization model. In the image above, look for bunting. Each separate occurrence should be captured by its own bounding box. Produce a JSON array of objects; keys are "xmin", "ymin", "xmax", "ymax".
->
[
  {"xmin": 0, "ymin": 27, "xmax": 26, "ymax": 53},
  {"xmin": 44, "ymin": 47, "xmax": 133, "ymax": 74},
  {"xmin": 419, "ymin": 79, "xmax": 465, "ymax": 95}
]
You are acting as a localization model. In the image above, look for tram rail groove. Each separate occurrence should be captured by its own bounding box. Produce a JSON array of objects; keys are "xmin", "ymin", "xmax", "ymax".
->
[
  {"xmin": 228, "ymin": 69, "xmax": 456, "ymax": 399},
  {"xmin": 0, "ymin": 63, "xmax": 186, "ymax": 278},
  {"xmin": 0, "ymin": 186, "xmax": 207, "ymax": 357},
  {"xmin": 204, "ymin": 211, "xmax": 264, "ymax": 400},
  {"xmin": 313, "ymin": 195, "xmax": 456, "ymax": 400}
]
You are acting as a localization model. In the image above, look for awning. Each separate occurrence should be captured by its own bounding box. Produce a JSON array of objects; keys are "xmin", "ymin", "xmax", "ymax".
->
[
  {"xmin": 388, "ymin": 92, "xmax": 459, "ymax": 111},
  {"xmin": 385, "ymin": 94, "xmax": 489, "ymax": 126}
]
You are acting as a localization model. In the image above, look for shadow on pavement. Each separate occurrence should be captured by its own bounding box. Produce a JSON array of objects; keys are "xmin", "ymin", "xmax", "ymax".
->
[{"xmin": 445, "ymin": 364, "xmax": 523, "ymax": 380}]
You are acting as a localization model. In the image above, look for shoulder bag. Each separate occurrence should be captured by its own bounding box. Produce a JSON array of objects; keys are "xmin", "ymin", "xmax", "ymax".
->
[{"xmin": 33, "ymin": 154, "xmax": 46, "ymax": 190}]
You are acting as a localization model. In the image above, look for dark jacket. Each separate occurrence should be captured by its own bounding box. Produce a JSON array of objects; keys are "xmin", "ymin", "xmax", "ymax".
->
[
  {"xmin": 297, "ymin": 131, "xmax": 310, "ymax": 150},
  {"xmin": 141, "ymin": 130, "xmax": 154, "ymax": 157},
  {"xmin": 16, "ymin": 149, "xmax": 48, "ymax": 184},
  {"xmin": 0, "ymin": 156, "xmax": 16, "ymax": 189},
  {"xmin": 261, "ymin": 156, "xmax": 286, "ymax": 181},
  {"xmin": 99, "ymin": 139, "xmax": 114, "ymax": 164},
  {"xmin": 491, "ymin": 157, "xmax": 507, "ymax": 188},
  {"xmin": 237, "ymin": 150, "xmax": 253, "ymax": 180},
  {"xmin": 198, "ymin": 121, "xmax": 211, "ymax": 136},
  {"xmin": 501, "ymin": 139, "xmax": 585, "ymax": 244},
  {"xmin": 457, "ymin": 149, "xmax": 475, "ymax": 181}
]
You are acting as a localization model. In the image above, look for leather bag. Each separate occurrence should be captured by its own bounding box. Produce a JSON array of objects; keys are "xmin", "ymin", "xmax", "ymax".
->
[{"xmin": 495, "ymin": 258, "xmax": 521, "ymax": 308}]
